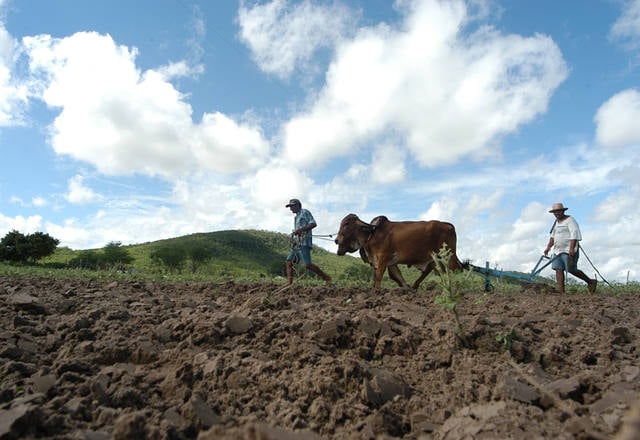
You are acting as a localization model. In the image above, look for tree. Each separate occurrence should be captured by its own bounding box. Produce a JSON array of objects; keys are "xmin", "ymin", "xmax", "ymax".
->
[
  {"xmin": 69, "ymin": 250, "xmax": 101, "ymax": 270},
  {"xmin": 102, "ymin": 241, "xmax": 134, "ymax": 268},
  {"xmin": 150, "ymin": 245, "xmax": 187, "ymax": 272},
  {"xmin": 0, "ymin": 230, "xmax": 27, "ymax": 262},
  {"xmin": 187, "ymin": 243, "xmax": 212, "ymax": 273},
  {"xmin": 26, "ymin": 231, "xmax": 60, "ymax": 262},
  {"xmin": 0, "ymin": 230, "xmax": 59, "ymax": 263}
]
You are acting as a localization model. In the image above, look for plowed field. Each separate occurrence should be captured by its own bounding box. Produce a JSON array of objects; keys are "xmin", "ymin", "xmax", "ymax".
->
[{"xmin": 1, "ymin": 276, "xmax": 639, "ymax": 439}]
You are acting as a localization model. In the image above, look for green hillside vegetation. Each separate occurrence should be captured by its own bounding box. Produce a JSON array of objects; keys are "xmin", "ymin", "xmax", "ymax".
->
[
  {"xmin": 0, "ymin": 229, "xmax": 585, "ymax": 292},
  {"xmin": 31, "ymin": 230, "xmax": 376, "ymax": 285}
]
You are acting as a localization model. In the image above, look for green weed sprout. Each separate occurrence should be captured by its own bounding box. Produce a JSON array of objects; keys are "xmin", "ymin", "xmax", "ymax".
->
[
  {"xmin": 495, "ymin": 327, "xmax": 518, "ymax": 350},
  {"xmin": 432, "ymin": 243, "xmax": 472, "ymax": 347}
]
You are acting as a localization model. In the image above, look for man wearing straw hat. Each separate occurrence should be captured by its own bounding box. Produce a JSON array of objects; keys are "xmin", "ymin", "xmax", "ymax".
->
[{"xmin": 544, "ymin": 202, "xmax": 597, "ymax": 293}]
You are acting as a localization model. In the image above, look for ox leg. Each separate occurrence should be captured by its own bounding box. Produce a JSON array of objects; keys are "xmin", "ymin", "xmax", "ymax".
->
[
  {"xmin": 411, "ymin": 262, "xmax": 436, "ymax": 290},
  {"xmin": 412, "ymin": 272, "xmax": 427, "ymax": 290},
  {"xmin": 372, "ymin": 263, "xmax": 387, "ymax": 288},
  {"xmin": 387, "ymin": 265, "xmax": 409, "ymax": 288}
]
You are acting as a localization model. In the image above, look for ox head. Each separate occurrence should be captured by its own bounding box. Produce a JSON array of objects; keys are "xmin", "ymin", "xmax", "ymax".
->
[{"xmin": 335, "ymin": 214, "xmax": 373, "ymax": 256}]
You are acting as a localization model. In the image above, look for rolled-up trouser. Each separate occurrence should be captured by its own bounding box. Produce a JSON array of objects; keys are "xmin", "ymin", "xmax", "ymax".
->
[
  {"xmin": 287, "ymin": 246, "xmax": 311, "ymax": 266},
  {"xmin": 551, "ymin": 251, "xmax": 578, "ymax": 273}
]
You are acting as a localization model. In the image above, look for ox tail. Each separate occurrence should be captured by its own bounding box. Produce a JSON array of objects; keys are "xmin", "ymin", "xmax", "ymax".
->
[
  {"xmin": 446, "ymin": 222, "xmax": 466, "ymax": 271},
  {"xmin": 449, "ymin": 253, "xmax": 466, "ymax": 271}
]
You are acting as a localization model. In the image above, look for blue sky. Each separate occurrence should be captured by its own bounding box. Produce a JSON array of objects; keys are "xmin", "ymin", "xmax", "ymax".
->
[{"xmin": 1, "ymin": 0, "xmax": 639, "ymax": 282}]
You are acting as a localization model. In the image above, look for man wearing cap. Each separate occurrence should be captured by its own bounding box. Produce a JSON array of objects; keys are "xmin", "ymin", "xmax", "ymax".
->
[
  {"xmin": 544, "ymin": 202, "xmax": 597, "ymax": 293},
  {"xmin": 285, "ymin": 199, "xmax": 332, "ymax": 285}
]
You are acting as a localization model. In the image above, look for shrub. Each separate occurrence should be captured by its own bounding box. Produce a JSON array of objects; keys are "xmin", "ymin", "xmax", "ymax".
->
[
  {"xmin": 341, "ymin": 263, "xmax": 372, "ymax": 283},
  {"xmin": 68, "ymin": 250, "xmax": 101, "ymax": 269},
  {"xmin": 102, "ymin": 242, "xmax": 134, "ymax": 269},
  {"xmin": 150, "ymin": 245, "xmax": 187, "ymax": 272},
  {"xmin": 432, "ymin": 243, "xmax": 472, "ymax": 346}
]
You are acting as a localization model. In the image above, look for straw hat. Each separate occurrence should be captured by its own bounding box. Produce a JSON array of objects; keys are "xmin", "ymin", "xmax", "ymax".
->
[{"xmin": 549, "ymin": 202, "xmax": 568, "ymax": 213}]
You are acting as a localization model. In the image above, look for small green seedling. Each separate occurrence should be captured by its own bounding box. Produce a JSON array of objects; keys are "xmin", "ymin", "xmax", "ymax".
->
[
  {"xmin": 432, "ymin": 243, "xmax": 473, "ymax": 347},
  {"xmin": 495, "ymin": 327, "xmax": 518, "ymax": 350}
]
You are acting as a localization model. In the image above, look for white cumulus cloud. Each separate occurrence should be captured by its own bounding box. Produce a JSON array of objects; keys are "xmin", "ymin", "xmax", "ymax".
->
[
  {"xmin": 371, "ymin": 144, "xmax": 406, "ymax": 184},
  {"xmin": 0, "ymin": 8, "xmax": 29, "ymax": 127},
  {"xmin": 237, "ymin": 0, "xmax": 357, "ymax": 79},
  {"xmin": 594, "ymin": 88, "xmax": 640, "ymax": 149},
  {"xmin": 65, "ymin": 175, "xmax": 101, "ymax": 204},
  {"xmin": 19, "ymin": 31, "xmax": 271, "ymax": 179},
  {"xmin": 282, "ymin": 0, "xmax": 568, "ymax": 169},
  {"xmin": 194, "ymin": 112, "xmax": 270, "ymax": 174},
  {"xmin": 0, "ymin": 213, "xmax": 43, "ymax": 234},
  {"xmin": 610, "ymin": 0, "xmax": 640, "ymax": 50}
]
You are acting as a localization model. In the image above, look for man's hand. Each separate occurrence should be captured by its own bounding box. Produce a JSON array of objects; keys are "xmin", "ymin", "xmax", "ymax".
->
[{"xmin": 544, "ymin": 238, "xmax": 554, "ymax": 256}]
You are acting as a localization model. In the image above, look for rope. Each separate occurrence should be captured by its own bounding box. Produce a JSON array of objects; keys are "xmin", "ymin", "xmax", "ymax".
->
[
  {"xmin": 312, "ymin": 233, "xmax": 337, "ymax": 240},
  {"xmin": 289, "ymin": 233, "xmax": 301, "ymax": 265},
  {"xmin": 578, "ymin": 244, "xmax": 612, "ymax": 286}
]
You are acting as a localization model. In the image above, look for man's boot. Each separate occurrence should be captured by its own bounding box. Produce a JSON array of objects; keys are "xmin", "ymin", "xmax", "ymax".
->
[{"xmin": 286, "ymin": 260, "xmax": 294, "ymax": 285}]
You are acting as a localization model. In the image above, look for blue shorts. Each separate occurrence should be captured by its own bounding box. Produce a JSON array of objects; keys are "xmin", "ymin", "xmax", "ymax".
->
[
  {"xmin": 552, "ymin": 252, "xmax": 578, "ymax": 272},
  {"xmin": 287, "ymin": 246, "xmax": 311, "ymax": 266}
]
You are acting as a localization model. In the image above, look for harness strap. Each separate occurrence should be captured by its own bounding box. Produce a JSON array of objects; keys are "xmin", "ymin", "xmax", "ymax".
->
[{"xmin": 361, "ymin": 222, "xmax": 376, "ymax": 248}]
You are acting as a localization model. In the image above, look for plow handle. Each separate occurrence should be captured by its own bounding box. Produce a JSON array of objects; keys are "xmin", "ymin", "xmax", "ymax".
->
[{"xmin": 530, "ymin": 254, "xmax": 556, "ymax": 277}]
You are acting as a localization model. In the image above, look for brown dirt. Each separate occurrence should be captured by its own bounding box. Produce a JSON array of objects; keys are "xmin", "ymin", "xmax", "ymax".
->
[{"xmin": 1, "ymin": 276, "xmax": 639, "ymax": 439}]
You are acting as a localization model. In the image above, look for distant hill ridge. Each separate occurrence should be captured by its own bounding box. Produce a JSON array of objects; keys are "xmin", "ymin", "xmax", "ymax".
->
[{"xmin": 48, "ymin": 229, "xmax": 363, "ymax": 281}]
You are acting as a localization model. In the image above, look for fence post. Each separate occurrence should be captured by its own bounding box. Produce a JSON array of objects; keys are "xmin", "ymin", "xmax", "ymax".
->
[{"xmin": 484, "ymin": 261, "xmax": 493, "ymax": 292}]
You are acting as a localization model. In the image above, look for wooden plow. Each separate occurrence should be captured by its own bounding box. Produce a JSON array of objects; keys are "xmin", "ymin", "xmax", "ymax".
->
[{"xmin": 468, "ymin": 255, "xmax": 557, "ymax": 292}]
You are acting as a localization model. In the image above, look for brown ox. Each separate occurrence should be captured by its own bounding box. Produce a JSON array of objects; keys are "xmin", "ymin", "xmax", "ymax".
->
[{"xmin": 335, "ymin": 214, "xmax": 463, "ymax": 288}]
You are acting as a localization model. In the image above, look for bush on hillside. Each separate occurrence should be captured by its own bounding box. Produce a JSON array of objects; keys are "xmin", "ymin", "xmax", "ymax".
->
[{"xmin": 150, "ymin": 245, "xmax": 188, "ymax": 272}]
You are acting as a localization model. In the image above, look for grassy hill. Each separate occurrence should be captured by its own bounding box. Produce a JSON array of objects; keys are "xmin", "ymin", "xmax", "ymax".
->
[{"xmin": 37, "ymin": 229, "xmax": 374, "ymax": 284}]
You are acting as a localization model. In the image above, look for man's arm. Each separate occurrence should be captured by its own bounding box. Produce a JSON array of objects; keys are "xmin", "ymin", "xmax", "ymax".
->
[
  {"xmin": 544, "ymin": 237, "xmax": 554, "ymax": 255},
  {"xmin": 295, "ymin": 222, "xmax": 316, "ymax": 235},
  {"xmin": 295, "ymin": 210, "xmax": 316, "ymax": 235}
]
